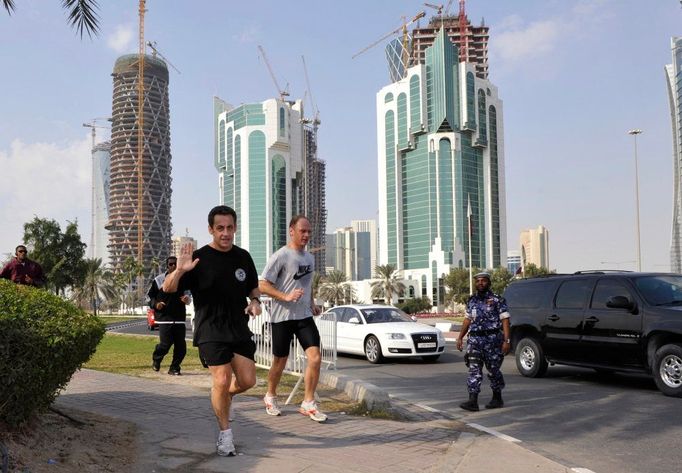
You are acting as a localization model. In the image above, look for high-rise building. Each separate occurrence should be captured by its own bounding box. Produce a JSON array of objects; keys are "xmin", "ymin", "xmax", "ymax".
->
[
  {"xmin": 520, "ymin": 225, "xmax": 550, "ymax": 269},
  {"xmin": 666, "ymin": 37, "xmax": 682, "ymax": 272},
  {"xmin": 92, "ymin": 141, "xmax": 111, "ymax": 266},
  {"xmin": 507, "ymin": 249, "xmax": 521, "ymax": 275},
  {"xmin": 386, "ymin": 8, "xmax": 490, "ymax": 83},
  {"xmin": 377, "ymin": 27, "xmax": 506, "ymax": 308},
  {"xmin": 351, "ymin": 219, "xmax": 378, "ymax": 279},
  {"xmin": 107, "ymin": 54, "xmax": 172, "ymax": 279},
  {"xmin": 214, "ymin": 97, "xmax": 326, "ymax": 272},
  {"xmin": 171, "ymin": 234, "xmax": 197, "ymax": 259}
]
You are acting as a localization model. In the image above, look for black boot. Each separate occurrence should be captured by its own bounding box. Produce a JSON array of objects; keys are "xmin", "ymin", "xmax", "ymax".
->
[
  {"xmin": 459, "ymin": 393, "xmax": 479, "ymax": 411},
  {"xmin": 485, "ymin": 390, "xmax": 504, "ymax": 409}
]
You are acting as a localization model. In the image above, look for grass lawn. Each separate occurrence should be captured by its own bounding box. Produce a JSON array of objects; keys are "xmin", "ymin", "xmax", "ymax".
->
[
  {"xmin": 85, "ymin": 333, "xmax": 370, "ymax": 415},
  {"xmin": 97, "ymin": 315, "xmax": 146, "ymax": 325}
]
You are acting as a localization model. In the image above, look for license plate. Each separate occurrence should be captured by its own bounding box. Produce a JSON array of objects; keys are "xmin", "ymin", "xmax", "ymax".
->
[{"xmin": 418, "ymin": 342, "xmax": 437, "ymax": 348}]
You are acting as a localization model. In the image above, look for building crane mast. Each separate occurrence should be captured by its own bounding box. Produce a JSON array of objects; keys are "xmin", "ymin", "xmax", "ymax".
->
[
  {"xmin": 257, "ymin": 45, "xmax": 290, "ymax": 102},
  {"xmin": 137, "ymin": 0, "xmax": 146, "ymax": 268},
  {"xmin": 458, "ymin": 0, "xmax": 468, "ymax": 63},
  {"xmin": 83, "ymin": 117, "xmax": 111, "ymax": 259}
]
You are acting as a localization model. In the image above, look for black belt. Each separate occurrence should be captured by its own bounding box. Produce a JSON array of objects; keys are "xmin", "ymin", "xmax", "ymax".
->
[{"xmin": 469, "ymin": 329, "xmax": 500, "ymax": 336}]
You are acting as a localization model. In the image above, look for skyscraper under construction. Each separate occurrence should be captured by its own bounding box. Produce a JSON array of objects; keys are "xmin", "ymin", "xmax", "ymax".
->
[{"xmin": 107, "ymin": 54, "xmax": 172, "ymax": 279}]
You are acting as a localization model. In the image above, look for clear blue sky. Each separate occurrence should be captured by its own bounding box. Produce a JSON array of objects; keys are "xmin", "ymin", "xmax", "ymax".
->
[{"xmin": 1, "ymin": 0, "xmax": 680, "ymax": 273}]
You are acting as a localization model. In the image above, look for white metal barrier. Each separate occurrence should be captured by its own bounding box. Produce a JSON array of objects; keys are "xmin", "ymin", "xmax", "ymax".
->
[{"xmin": 249, "ymin": 300, "xmax": 337, "ymax": 404}]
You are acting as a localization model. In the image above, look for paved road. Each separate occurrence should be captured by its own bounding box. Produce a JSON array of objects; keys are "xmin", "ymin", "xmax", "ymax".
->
[
  {"xmin": 334, "ymin": 344, "xmax": 679, "ymax": 473},
  {"xmin": 109, "ymin": 321, "xmax": 680, "ymax": 473}
]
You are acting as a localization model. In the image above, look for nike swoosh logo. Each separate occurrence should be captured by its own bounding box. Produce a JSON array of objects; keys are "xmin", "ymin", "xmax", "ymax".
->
[{"xmin": 293, "ymin": 270, "xmax": 313, "ymax": 280}]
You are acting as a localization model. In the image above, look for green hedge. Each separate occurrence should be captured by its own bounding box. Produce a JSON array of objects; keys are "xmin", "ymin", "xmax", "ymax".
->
[{"xmin": 0, "ymin": 279, "xmax": 105, "ymax": 427}]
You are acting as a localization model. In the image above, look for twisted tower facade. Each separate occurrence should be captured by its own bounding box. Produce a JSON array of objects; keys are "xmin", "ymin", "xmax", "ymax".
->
[{"xmin": 108, "ymin": 54, "xmax": 172, "ymax": 279}]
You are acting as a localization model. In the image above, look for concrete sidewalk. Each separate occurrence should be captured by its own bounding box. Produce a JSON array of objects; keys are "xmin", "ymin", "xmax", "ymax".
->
[{"xmin": 57, "ymin": 369, "xmax": 573, "ymax": 472}]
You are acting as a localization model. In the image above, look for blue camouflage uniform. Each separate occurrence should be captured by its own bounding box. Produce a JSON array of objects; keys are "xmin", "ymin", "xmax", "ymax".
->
[{"xmin": 464, "ymin": 290, "xmax": 510, "ymax": 394}]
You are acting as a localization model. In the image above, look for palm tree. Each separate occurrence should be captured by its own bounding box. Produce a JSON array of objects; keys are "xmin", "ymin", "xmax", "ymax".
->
[
  {"xmin": 72, "ymin": 258, "xmax": 120, "ymax": 315},
  {"xmin": 318, "ymin": 270, "xmax": 348, "ymax": 307},
  {"xmin": 371, "ymin": 264, "xmax": 406, "ymax": 304},
  {"xmin": 3, "ymin": 0, "xmax": 101, "ymax": 37}
]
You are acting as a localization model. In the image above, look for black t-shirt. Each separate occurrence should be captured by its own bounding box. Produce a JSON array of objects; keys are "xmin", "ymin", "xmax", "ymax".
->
[{"xmin": 177, "ymin": 244, "xmax": 258, "ymax": 346}]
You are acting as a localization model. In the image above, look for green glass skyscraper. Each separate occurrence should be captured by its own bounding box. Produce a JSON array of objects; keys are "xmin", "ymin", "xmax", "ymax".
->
[{"xmin": 377, "ymin": 28, "xmax": 506, "ymax": 307}]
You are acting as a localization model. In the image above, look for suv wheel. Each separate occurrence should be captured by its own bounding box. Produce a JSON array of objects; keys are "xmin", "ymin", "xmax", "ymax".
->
[
  {"xmin": 653, "ymin": 344, "xmax": 682, "ymax": 397},
  {"xmin": 515, "ymin": 337, "xmax": 548, "ymax": 378}
]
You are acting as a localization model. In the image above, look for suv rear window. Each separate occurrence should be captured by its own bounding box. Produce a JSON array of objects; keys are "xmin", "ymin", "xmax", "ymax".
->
[
  {"xmin": 504, "ymin": 282, "xmax": 548, "ymax": 309},
  {"xmin": 555, "ymin": 280, "xmax": 592, "ymax": 309}
]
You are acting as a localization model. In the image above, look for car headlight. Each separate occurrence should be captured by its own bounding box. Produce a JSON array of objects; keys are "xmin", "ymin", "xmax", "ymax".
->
[
  {"xmin": 387, "ymin": 333, "xmax": 406, "ymax": 340},
  {"xmin": 437, "ymin": 331, "xmax": 445, "ymax": 341}
]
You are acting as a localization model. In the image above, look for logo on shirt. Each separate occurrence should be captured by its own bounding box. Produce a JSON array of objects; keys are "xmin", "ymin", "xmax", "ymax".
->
[
  {"xmin": 235, "ymin": 268, "xmax": 246, "ymax": 282},
  {"xmin": 293, "ymin": 265, "xmax": 313, "ymax": 280}
]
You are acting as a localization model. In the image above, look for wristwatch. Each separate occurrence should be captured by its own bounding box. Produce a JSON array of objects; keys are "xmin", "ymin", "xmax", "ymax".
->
[{"xmin": 504, "ymin": 338, "xmax": 511, "ymax": 344}]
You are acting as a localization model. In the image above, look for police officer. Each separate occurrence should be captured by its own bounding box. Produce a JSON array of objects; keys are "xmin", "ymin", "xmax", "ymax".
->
[
  {"xmin": 149, "ymin": 256, "xmax": 191, "ymax": 375},
  {"xmin": 456, "ymin": 272, "xmax": 511, "ymax": 411}
]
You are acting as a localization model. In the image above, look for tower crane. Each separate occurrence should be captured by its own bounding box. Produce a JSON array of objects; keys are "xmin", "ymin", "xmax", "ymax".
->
[
  {"xmin": 83, "ymin": 117, "xmax": 111, "ymax": 259},
  {"xmin": 351, "ymin": 10, "xmax": 426, "ymax": 70},
  {"xmin": 301, "ymin": 56, "xmax": 320, "ymax": 128},
  {"xmin": 137, "ymin": 0, "xmax": 146, "ymax": 269},
  {"xmin": 257, "ymin": 45, "xmax": 290, "ymax": 101},
  {"xmin": 147, "ymin": 41, "xmax": 182, "ymax": 74}
]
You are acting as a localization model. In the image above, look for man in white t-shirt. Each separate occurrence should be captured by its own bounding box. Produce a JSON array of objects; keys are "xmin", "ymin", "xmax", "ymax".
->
[{"xmin": 259, "ymin": 215, "xmax": 326, "ymax": 422}]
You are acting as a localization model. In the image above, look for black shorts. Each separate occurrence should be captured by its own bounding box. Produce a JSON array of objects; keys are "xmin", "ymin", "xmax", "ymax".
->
[
  {"xmin": 198, "ymin": 339, "xmax": 256, "ymax": 367},
  {"xmin": 271, "ymin": 317, "xmax": 320, "ymax": 357}
]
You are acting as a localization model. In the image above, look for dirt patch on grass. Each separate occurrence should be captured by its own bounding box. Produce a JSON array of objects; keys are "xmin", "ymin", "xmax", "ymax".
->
[{"xmin": 1, "ymin": 407, "xmax": 136, "ymax": 472}]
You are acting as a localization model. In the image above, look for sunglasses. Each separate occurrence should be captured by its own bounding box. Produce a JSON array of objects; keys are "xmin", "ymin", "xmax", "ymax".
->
[
  {"xmin": 17, "ymin": 250, "xmax": 27, "ymax": 254},
  {"xmin": 168, "ymin": 262, "xmax": 177, "ymax": 266}
]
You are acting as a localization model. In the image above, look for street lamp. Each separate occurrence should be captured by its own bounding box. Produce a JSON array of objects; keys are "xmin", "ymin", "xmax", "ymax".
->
[{"xmin": 628, "ymin": 129, "xmax": 643, "ymax": 271}]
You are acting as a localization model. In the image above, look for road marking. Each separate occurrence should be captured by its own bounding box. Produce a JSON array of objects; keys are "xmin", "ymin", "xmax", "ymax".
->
[
  {"xmin": 571, "ymin": 469, "xmax": 597, "ymax": 473},
  {"xmin": 466, "ymin": 423, "xmax": 521, "ymax": 443},
  {"xmin": 413, "ymin": 403, "xmax": 440, "ymax": 413}
]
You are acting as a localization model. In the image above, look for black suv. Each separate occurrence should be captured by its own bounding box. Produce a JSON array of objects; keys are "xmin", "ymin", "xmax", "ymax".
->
[{"xmin": 504, "ymin": 272, "xmax": 682, "ymax": 397}]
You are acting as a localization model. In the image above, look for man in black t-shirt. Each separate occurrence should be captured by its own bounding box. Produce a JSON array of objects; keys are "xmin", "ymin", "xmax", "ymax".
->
[{"xmin": 162, "ymin": 206, "xmax": 261, "ymax": 457}]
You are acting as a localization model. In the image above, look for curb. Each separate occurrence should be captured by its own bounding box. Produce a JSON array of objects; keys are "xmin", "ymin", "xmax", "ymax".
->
[{"xmin": 318, "ymin": 370, "xmax": 391, "ymax": 410}]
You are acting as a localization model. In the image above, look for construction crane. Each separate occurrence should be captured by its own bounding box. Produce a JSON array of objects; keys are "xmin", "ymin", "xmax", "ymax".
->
[
  {"xmin": 83, "ymin": 117, "xmax": 111, "ymax": 259},
  {"xmin": 300, "ymin": 55, "xmax": 321, "ymax": 223},
  {"xmin": 458, "ymin": 0, "xmax": 468, "ymax": 63},
  {"xmin": 301, "ymin": 56, "xmax": 320, "ymax": 128},
  {"xmin": 137, "ymin": 0, "xmax": 146, "ymax": 269},
  {"xmin": 351, "ymin": 10, "xmax": 426, "ymax": 69},
  {"xmin": 257, "ymin": 45, "xmax": 290, "ymax": 101},
  {"xmin": 147, "ymin": 41, "xmax": 182, "ymax": 74}
]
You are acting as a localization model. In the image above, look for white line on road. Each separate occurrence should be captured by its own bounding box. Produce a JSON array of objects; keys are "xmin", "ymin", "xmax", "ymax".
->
[
  {"xmin": 466, "ymin": 423, "xmax": 521, "ymax": 443},
  {"xmin": 413, "ymin": 403, "xmax": 441, "ymax": 413},
  {"xmin": 570, "ymin": 469, "xmax": 597, "ymax": 473}
]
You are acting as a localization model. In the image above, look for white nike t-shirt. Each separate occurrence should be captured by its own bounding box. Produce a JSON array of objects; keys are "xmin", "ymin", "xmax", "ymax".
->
[{"xmin": 261, "ymin": 246, "xmax": 315, "ymax": 323}]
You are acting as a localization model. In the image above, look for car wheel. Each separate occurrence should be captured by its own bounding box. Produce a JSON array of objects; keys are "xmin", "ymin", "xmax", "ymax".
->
[
  {"xmin": 364, "ymin": 335, "xmax": 383, "ymax": 364},
  {"xmin": 422, "ymin": 355, "xmax": 440, "ymax": 363},
  {"xmin": 515, "ymin": 337, "xmax": 548, "ymax": 378},
  {"xmin": 653, "ymin": 344, "xmax": 682, "ymax": 397}
]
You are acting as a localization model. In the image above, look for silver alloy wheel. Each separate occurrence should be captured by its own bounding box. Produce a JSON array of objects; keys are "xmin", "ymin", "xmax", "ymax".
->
[
  {"xmin": 659, "ymin": 353, "xmax": 682, "ymax": 388},
  {"xmin": 365, "ymin": 337, "xmax": 379, "ymax": 362},
  {"xmin": 520, "ymin": 345, "xmax": 536, "ymax": 372}
]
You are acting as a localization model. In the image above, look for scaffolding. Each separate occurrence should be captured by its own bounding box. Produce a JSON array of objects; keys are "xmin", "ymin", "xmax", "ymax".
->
[
  {"xmin": 303, "ymin": 124, "xmax": 327, "ymax": 276},
  {"xmin": 107, "ymin": 54, "xmax": 172, "ymax": 281}
]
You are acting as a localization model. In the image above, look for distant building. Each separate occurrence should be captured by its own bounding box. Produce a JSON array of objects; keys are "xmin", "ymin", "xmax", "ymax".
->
[
  {"xmin": 213, "ymin": 96, "xmax": 326, "ymax": 272},
  {"xmin": 520, "ymin": 226, "xmax": 550, "ymax": 269},
  {"xmin": 171, "ymin": 234, "xmax": 197, "ymax": 258},
  {"xmin": 351, "ymin": 219, "xmax": 377, "ymax": 279},
  {"xmin": 507, "ymin": 250, "xmax": 521, "ymax": 275},
  {"xmin": 666, "ymin": 37, "xmax": 682, "ymax": 272},
  {"xmin": 92, "ymin": 141, "xmax": 111, "ymax": 267}
]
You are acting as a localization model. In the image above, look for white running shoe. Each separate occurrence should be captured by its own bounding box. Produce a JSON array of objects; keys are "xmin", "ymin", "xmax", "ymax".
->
[
  {"xmin": 299, "ymin": 400, "xmax": 327, "ymax": 422},
  {"xmin": 216, "ymin": 429, "xmax": 236, "ymax": 457},
  {"xmin": 263, "ymin": 395, "xmax": 281, "ymax": 416}
]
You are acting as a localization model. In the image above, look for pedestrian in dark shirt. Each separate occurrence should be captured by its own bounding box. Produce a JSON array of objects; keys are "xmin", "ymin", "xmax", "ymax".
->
[
  {"xmin": 161, "ymin": 206, "xmax": 261, "ymax": 457},
  {"xmin": 0, "ymin": 245, "xmax": 45, "ymax": 287},
  {"xmin": 148, "ymin": 256, "xmax": 191, "ymax": 375}
]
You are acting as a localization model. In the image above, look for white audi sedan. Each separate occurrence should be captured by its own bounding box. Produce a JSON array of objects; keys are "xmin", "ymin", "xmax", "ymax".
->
[{"xmin": 320, "ymin": 304, "xmax": 446, "ymax": 363}]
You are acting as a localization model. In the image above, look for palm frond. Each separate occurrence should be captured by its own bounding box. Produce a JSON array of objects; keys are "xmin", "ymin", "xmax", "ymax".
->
[
  {"xmin": 2, "ymin": 0, "xmax": 16, "ymax": 14},
  {"xmin": 61, "ymin": 0, "xmax": 100, "ymax": 38}
]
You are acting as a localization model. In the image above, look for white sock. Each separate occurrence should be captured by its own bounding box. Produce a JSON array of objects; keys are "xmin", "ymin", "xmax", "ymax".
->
[{"xmin": 220, "ymin": 428, "xmax": 232, "ymax": 438}]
